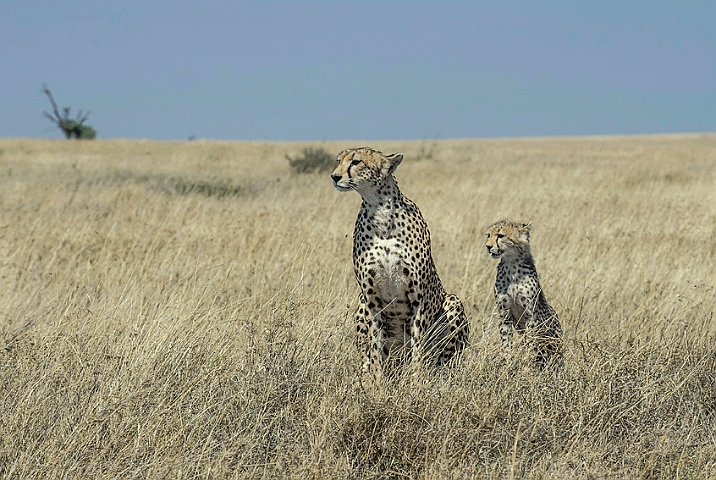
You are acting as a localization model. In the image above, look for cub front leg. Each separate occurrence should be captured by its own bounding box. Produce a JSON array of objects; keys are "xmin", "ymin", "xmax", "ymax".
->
[
  {"xmin": 496, "ymin": 293, "xmax": 515, "ymax": 357},
  {"xmin": 532, "ymin": 307, "xmax": 563, "ymax": 369},
  {"xmin": 518, "ymin": 293, "xmax": 548, "ymax": 368}
]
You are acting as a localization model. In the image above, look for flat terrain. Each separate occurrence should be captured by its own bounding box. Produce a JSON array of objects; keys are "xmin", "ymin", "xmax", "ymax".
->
[{"xmin": 1, "ymin": 135, "xmax": 715, "ymax": 478}]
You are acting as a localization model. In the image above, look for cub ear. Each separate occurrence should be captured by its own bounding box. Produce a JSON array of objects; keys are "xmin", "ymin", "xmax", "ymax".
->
[
  {"xmin": 383, "ymin": 153, "xmax": 404, "ymax": 176},
  {"xmin": 520, "ymin": 222, "xmax": 532, "ymax": 242}
]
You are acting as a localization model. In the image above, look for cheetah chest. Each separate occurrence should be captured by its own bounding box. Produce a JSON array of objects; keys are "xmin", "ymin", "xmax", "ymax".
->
[
  {"xmin": 366, "ymin": 237, "xmax": 410, "ymax": 306},
  {"xmin": 362, "ymin": 237, "xmax": 414, "ymax": 349}
]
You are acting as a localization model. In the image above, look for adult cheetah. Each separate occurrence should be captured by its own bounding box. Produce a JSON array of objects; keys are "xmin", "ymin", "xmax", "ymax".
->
[
  {"xmin": 485, "ymin": 219, "xmax": 562, "ymax": 368},
  {"xmin": 331, "ymin": 147, "xmax": 468, "ymax": 379}
]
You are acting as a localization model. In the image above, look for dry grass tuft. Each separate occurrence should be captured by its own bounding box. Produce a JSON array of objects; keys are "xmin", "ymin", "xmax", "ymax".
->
[{"xmin": 1, "ymin": 135, "xmax": 715, "ymax": 478}]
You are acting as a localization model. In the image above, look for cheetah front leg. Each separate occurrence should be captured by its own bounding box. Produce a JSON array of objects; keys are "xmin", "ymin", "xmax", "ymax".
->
[
  {"xmin": 408, "ymin": 308, "xmax": 426, "ymax": 368},
  {"xmin": 355, "ymin": 293, "xmax": 384, "ymax": 381},
  {"xmin": 406, "ymin": 281, "xmax": 427, "ymax": 368},
  {"xmin": 436, "ymin": 294, "xmax": 468, "ymax": 366}
]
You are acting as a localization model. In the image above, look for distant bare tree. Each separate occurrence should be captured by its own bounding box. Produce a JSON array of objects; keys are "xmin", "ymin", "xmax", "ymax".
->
[{"xmin": 42, "ymin": 84, "xmax": 96, "ymax": 139}]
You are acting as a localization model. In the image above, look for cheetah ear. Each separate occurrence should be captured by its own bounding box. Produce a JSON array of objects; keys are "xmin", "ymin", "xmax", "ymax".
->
[{"xmin": 383, "ymin": 153, "xmax": 403, "ymax": 176}]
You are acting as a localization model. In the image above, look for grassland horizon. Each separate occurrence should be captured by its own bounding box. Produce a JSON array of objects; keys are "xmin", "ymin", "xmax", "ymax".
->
[{"xmin": 1, "ymin": 135, "xmax": 715, "ymax": 478}]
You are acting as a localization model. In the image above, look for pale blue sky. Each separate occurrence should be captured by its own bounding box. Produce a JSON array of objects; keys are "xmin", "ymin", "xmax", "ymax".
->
[{"xmin": 1, "ymin": 1, "xmax": 714, "ymax": 140}]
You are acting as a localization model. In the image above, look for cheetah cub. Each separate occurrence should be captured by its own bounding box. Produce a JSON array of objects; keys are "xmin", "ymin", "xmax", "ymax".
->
[
  {"xmin": 331, "ymin": 147, "xmax": 468, "ymax": 379},
  {"xmin": 485, "ymin": 219, "xmax": 562, "ymax": 368}
]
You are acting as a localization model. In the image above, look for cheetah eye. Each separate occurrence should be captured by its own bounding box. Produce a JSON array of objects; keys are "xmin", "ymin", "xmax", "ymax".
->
[
  {"xmin": 350, "ymin": 158, "xmax": 361, "ymax": 166},
  {"xmin": 497, "ymin": 233, "xmax": 505, "ymax": 239}
]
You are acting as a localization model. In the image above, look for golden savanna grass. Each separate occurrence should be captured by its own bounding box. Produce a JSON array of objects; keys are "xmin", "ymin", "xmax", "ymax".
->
[{"xmin": 1, "ymin": 135, "xmax": 715, "ymax": 478}]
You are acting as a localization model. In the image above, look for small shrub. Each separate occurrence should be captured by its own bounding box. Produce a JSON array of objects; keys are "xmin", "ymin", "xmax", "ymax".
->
[
  {"xmin": 286, "ymin": 146, "xmax": 334, "ymax": 174},
  {"xmin": 41, "ymin": 84, "xmax": 96, "ymax": 140},
  {"xmin": 64, "ymin": 121, "xmax": 97, "ymax": 139},
  {"xmin": 162, "ymin": 177, "xmax": 251, "ymax": 198},
  {"xmin": 415, "ymin": 135, "xmax": 439, "ymax": 161}
]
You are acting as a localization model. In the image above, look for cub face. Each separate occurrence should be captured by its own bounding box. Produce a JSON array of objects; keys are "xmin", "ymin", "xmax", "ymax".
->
[
  {"xmin": 330, "ymin": 147, "xmax": 403, "ymax": 192},
  {"xmin": 485, "ymin": 219, "xmax": 532, "ymax": 259}
]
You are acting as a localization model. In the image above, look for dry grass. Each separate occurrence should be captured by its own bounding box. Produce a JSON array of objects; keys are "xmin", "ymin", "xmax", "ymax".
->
[{"xmin": 1, "ymin": 135, "xmax": 715, "ymax": 479}]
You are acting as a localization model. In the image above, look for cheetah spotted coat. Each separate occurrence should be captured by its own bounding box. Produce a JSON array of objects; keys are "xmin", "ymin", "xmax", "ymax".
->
[{"xmin": 331, "ymin": 147, "xmax": 468, "ymax": 378}]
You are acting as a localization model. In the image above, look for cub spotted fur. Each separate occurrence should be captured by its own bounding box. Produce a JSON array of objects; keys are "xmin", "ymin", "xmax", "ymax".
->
[{"xmin": 485, "ymin": 219, "xmax": 562, "ymax": 368}]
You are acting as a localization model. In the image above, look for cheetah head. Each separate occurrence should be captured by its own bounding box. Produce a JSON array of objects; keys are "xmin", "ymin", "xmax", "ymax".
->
[
  {"xmin": 485, "ymin": 219, "xmax": 532, "ymax": 259},
  {"xmin": 330, "ymin": 147, "xmax": 403, "ymax": 193}
]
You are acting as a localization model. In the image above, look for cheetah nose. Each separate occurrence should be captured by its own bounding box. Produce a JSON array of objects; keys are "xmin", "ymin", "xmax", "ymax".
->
[
  {"xmin": 331, "ymin": 174, "xmax": 342, "ymax": 183},
  {"xmin": 486, "ymin": 246, "xmax": 491, "ymax": 252}
]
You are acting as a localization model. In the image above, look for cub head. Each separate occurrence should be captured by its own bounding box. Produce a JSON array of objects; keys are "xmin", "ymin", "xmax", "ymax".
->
[
  {"xmin": 485, "ymin": 219, "xmax": 532, "ymax": 259},
  {"xmin": 330, "ymin": 147, "xmax": 403, "ymax": 193}
]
